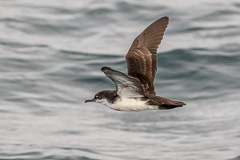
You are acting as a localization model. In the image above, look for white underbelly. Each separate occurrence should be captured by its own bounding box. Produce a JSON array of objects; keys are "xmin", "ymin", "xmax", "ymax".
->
[{"xmin": 110, "ymin": 98, "xmax": 158, "ymax": 111}]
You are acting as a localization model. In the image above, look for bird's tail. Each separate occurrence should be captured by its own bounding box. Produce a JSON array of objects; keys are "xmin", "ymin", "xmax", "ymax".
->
[
  {"xmin": 160, "ymin": 100, "xmax": 186, "ymax": 109},
  {"xmin": 159, "ymin": 98, "xmax": 186, "ymax": 109},
  {"xmin": 148, "ymin": 96, "xmax": 186, "ymax": 110}
]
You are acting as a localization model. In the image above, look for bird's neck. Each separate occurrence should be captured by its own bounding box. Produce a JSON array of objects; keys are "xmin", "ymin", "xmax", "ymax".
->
[{"xmin": 104, "ymin": 90, "xmax": 119, "ymax": 104}]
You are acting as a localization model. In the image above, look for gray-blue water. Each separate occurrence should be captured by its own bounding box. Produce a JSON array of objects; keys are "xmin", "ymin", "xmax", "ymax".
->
[{"xmin": 0, "ymin": 0, "xmax": 240, "ymax": 160}]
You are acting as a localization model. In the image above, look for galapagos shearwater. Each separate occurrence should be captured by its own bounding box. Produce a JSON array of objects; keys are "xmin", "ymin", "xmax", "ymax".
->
[{"xmin": 85, "ymin": 16, "xmax": 186, "ymax": 111}]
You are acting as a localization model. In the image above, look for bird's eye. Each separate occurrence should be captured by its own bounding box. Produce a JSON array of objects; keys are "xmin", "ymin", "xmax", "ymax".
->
[{"xmin": 94, "ymin": 96, "xmax": 99, "ymax": 99}]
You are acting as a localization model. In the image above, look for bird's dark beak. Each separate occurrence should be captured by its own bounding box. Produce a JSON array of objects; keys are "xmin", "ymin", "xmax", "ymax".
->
[{"xmin": 85, "ymin": 99, "xmax": 95, "ymax": 103}]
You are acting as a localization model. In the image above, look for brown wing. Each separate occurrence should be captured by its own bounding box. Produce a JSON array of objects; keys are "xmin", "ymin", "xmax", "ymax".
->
[{"xmin": 126, "ymin": 16, "xmax": 169, "ymax": 96}]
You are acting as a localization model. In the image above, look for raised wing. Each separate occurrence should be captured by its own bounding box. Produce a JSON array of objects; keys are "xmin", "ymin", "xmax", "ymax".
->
[
  {"xmin": 101, "ymin": 67, "xmax": 145, "ymax": 98},
  {"xmin": 126, "ymin": 16, "xmax": 169, "ymax": 96}
]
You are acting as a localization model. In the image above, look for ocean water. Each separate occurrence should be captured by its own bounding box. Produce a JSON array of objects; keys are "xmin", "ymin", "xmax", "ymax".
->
[{"xmin": 0, "ymin": 0, "xmax": 240, "ymax": 160}]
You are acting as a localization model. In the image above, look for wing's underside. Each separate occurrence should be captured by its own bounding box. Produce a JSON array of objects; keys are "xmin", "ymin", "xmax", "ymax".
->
[
  {"xmin": 101, "ymin": 67, "xmax": 145, "ymax": 98},
  {"xmin": 126, "ymin": 16, "xmax": 169, "ymax": 96}
]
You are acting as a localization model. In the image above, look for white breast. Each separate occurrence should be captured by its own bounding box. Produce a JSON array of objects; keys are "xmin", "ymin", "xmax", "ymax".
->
[{"xmin": 109, "ymin": 97, "xmax": 158, "ymax": 111}]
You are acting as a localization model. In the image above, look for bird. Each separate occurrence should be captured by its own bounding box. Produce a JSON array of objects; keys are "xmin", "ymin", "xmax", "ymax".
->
[{"xmin": 85, "ymin": 16, "xmax": 186, "ymax": 111}]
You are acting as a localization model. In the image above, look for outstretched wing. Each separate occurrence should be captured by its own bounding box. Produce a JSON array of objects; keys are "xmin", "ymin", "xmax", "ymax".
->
[
  {"xmin": 101, "ymin": 67, "xmax": 145, "ymax": 98},
  {"xmin": 126, "ymin": 16, "xmax": 169, "ymax": 96}
]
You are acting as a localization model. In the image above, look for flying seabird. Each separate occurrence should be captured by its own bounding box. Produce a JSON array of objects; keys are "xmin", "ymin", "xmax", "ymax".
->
[{"xmin": 85, "ymin": 16, "xmax": 186, "ymax": 111}]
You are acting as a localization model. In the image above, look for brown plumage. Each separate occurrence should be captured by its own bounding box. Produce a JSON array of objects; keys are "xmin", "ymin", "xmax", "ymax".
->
[
  {"xmin": 126, "ymin": 16, "xmax": 169, "ymax": 96},
  {"xmin": 85, "ymin": 16, "xmax": 186, "ymax": 111}
]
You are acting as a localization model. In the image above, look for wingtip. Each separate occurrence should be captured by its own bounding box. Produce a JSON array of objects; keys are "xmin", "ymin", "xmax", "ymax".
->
[
  {"xmin": 161, "ymin": 16, "xmax": 169, "ymax": 21},
  {"xmin": 101, "ymin": 66, "xmax": 111, "ymax": 72}
]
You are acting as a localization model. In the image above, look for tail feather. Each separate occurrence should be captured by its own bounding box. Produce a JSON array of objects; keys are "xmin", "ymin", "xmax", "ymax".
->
[
  {"xmin": 147, "ymin": 96, "xmax": 186, "ymax": 110},
  {"xmin": 173, "ymin": 101, "xmax": 186, "ymax": 106},
  {"xmin": 159, "ymin": 100, "xmax": 185, "ymax": 109}
]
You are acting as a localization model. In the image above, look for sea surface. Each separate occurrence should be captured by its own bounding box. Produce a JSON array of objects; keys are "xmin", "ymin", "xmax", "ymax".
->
[{"xmin": 0, "ymin": 0, "xmax": 240, "ymax": 160}]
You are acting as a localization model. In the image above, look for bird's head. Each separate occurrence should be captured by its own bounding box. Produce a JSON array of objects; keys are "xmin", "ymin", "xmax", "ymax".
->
[{"xmin": 85, "ymin": 90, "xmax": 117, "ymax": 105}]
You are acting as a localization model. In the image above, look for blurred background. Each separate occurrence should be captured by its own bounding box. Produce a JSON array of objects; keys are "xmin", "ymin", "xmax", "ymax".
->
[{"xmin": 0, "ymin": 0, "xmax": 240, "ymax": 160}]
